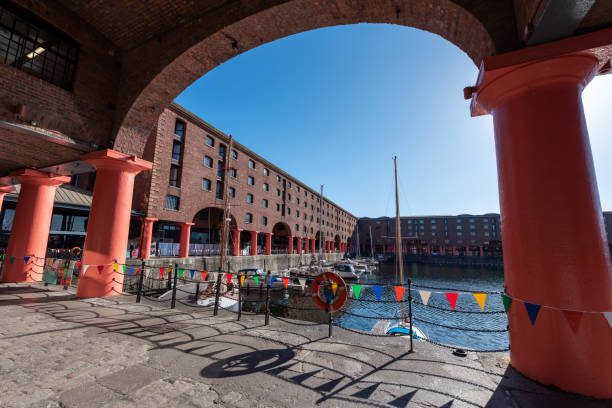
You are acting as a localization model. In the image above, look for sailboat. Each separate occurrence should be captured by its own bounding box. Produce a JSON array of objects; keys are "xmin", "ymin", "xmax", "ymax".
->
[{"xmin": 385, "ymin": 156, "xmax": 427, "ymax": 340}]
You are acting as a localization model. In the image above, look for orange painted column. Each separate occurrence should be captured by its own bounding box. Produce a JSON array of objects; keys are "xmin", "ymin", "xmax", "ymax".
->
[
  {"xmin": 2, "ymin": 170, "xmax": 69, "ymax": 283},
  {"xmin": 179, "ymin": 222, "xmax": 194, "ymax": 258},
  {"xmin": 310, "ymin": 238, "xmax": 315, "ymax": 253},
  {"xmin": 265, "ymin": 233, "xmax": 272, "ymax": 255},
  {"xmin": 303, "ymin": 237, "xmax": 309, "ymax": 254},
  {"xmin": 139, "ymin": 217, "xmax": 157, "ymax": 259},
  {"xmin": 0, "ymin": 185, "xmax": 16, "ymax": 214},
  {"xmin": 471, "ymin": 51, "xmax": 612, "ymax": 397},
  {"xmin": 296, "ymin": 236, "xmax": 302, "ymax": 254},
  {"xmin": 75, "ymin": 150, "xmax": 151, "ymax": 297},
  {"xmin": 452, "ymin": 246, "xmax": 456, "ymax": 256},
  {"xmin": 287, "ymin": 235, "xmax": 293, "ymax": 254},
  {"xmin": 250, "ymin": 231, "xmax": 258, "ymax": 256},
  {"xmin": 232, "ymin": 229, "xmax": 242, "ymax": 256},
  {"xmin": 479, "ymin": 246, "xmax": 484, "ymax": 257}
]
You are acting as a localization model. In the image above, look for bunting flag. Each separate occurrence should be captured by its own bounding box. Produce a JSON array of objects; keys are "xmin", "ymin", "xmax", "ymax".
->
[
  {"xmin": 419, "ymin": 290, "xmax": 431, "ymax": 306},
  {"xmin": 77, "ymin": 261, "xmax": 81, "ymax": 270},
  {"xmin": 167, "ymin": 266, "xmax": 173, "ymax": 273},
  {"xmin": 372, "ymin": 286, "xmax": 383, "ymax": 301},
  {"xmin": 82, "ymin": 265, "xmax": 89, "ymax": 276},
  {"xmin": 226, "ymin": 273, "xmax": 233, "ymax": 283},
  {"xmin": 270, "ymin": 276, "xmax": 277, "ymax": 287},
  {"xmin": 445, "ymin": 293, "xmax": 458, "ymax": 310},
  {"xmin": 97, "ymin": 265, "xmax": 104, "ymax": 273},
  {"xmin": 473, "ymin": 293, "xmax": 487, "ymax": 311},
  {"xmin": 253, "ymin": 275, "xmax": 260, "ymax": 286},
  {"xmin": 604, "ymin": 312, "xmax": 612, "ymax": 329},
  {"xmin": 501, "ymin": 294, "xmax": 512, "ymax": 313},
  {"xmin": 240, "ymin": 275, "xmax": 246, "ymax": 287},
  {"xmin": 24, "ymin": 256, "xmax": 30, "ymax": 264},
  {"xmin": 123, "ymin": 265, "xmax": 127, "ymax": 274},
  {"xmin": 524, "ymin": 302, "xmax": 541, "ymax": 325},
  {"xmin": 331, "ymin": 282, "xmax": 338, "ymax": 296},
  {"xmin": 178, "ymin": 269, "xmax": 185, "ymax": 278},
  {"xmin": 113, "ymin": 263, "xmax": 119, "ymax": 272},
  {"xmin": 190, "ymin": 270, "xmax": 195, "ymax": 279},
  {"xmin": 562, "ymin": 310, "xmax": 583, "ymax": 334},
  {"xmin": 352, "ymin": 284, "xmax": 362, "ymax": 300},
  {"xmin": 129, "ymin": 268, "xmax": 134, "ymax": 276},
  {"xmin": 160, "ymin": 268, "xmax": 165, "ymax": 280},
  {"xmin": 9, "ymin": 257, "xmax": 15, "ymax": 264},
  {"xmin": 298, "ymin": 278, "xmax": 306, "ymax": 291},
  {"xmin": 0, "ymin": 254, "xmax": 4, "ymax": 260},
  {"xmin": 394, "ymin": 286, "xmax": 405, "ymax": 302},
  {"xmin": 282, "ymin": 276, "xmax": 289, "ymax": 289},
  {"xmin": 201, "ymin": 271, "xmax": 207, "ymax": 281}
]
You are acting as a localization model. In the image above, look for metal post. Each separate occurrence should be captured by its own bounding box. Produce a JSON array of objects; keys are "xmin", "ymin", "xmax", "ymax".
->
[
  {"xmin": 167, "ymin": 266, "xmax": 172, "ymax": 290},
  {"xmin": 213, "ymin": 272, "xmax": 221, "ymax": 316},
  {"xmin": 171, "ymin": 263, "xmax": 179, "ymax": 309},
  {"xmin": 408, "ymin": 279, "xmax": 413, "ymax": 353},
  {"xmin": 328, "ymin": 300, "xmax": 333, "ymax": 338},
  {"xmin": 136, "ymin": 260, "xmax": 145, "ymax": 303},
  {"xmin": 265, "ymin": 271, "xmax": 271, "ymax": 326},
  {"xmin": 195, "ymin": 282, "xmax": 200, "ymax": 299},
  {"xmin": 237, "ymin": 274, "xmax": 243, "ymax": 321}
]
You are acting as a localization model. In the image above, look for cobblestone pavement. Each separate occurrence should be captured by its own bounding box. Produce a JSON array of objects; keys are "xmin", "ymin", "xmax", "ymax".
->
[{"xmin": 0, "ymin": 283, "xmax": 610, "ymax": 408}]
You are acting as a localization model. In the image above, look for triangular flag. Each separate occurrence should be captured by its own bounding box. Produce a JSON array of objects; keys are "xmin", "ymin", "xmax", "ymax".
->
[
  {"xmin": 562, "ymin": 310, "xmax": 583, "ymax": 334},
  {"xmin": 419, "ymin": 290, "xmax": 431, "ymax": 306},
  {"xmin": 9, "ymin": 257, "xmax": 15, "ymax": 264},
  {"xmin": 352, "ymin": 284, "xmax": 362, "ymax": 300},
  {"xmin": 331, "ymin": 282, "xmax": 338, "ymax": 295},
  {"xmin": 524, "ymin": 302, "xmax": 541, "ymax": 325},
  {"xmin": 97, "ymin": 265, "xmax": 104, "ymax": 273},
  {"xmin": 270, "ymin": 276, "xmax": 277, "ymax": 287},
  {"xmin": 167, "ymin": 266, "xmax": 173, "ymax": 273},
  {"xmin": 372, "ymin": 286, "xmax": 383, "ymax": 301},
  {"xmin": 178, "ymin": 268, "xmax": 185, "ymax": 278},
  {"xmin": 394, "ymin": 286, "xmax": 405, "ymax": 302},
  {"xmin": 226, "ymin": 273, "xmax": 232, "ymax": 283},
  {"xmin": 501, "ymin": 294, "xmax": 512, "ymax": 313},
  {"xmin": 201, "ymin": 271, "xmax": 207, "ymax": 281},
  {"xmin": 298, "ymin": 278, "xmax": 306, "ymax": 291},
  {"xmin": 160, "ymin": 268, "xmax": 165, "ymax": 280},
  {"xmin": 129, "ymin": 268, "xmax": 134, "ymax": 276},
  {"xmin": 603, "ymin": 312, "xmax": 612, "ymax": 329},
  {"xmin": 282, "ymin": 277, "xmax": 289, "ymax": 289},
  {"xmin": 0, "ymin": 254, "xmax": 4, "ymax": 260},
  {"xmin": 190, "ymin": 270, "xmax": 195, "ymax": 279},
  {"xmin": 134, "ymin": 268, "xmax": 141, "ymax": 275},
  {"xmin": 473, "ymin": 293, "xmax": 487, "ymax": 311},
  {"xmin": 24, "ymin": 256, "xmax": 30, "ymax": 264},
  {"xmin": 82, "ymin": 265, "xmax": 89, "ymax": 276},
  {"xmin": 240, "ymin": 275, "xmax": 246, "ymax": 287},
  {"xmin": 123, "ymin": 265, "xmax": 127, "ymax": 273},
  {"xmin": 253, "ymin": 275, "xmax": 259, "ymax": 286},
  {"xmin": 445, "ymin": 293, "xmax": 458, "ymax": 310},
  {"xmin": 113, "ymin": 263, "xmax": 119, "ymax": 272}
]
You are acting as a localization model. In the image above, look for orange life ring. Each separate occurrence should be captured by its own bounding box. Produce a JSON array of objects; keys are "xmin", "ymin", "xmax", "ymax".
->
[
  {"xmin": 311, "ymin": 271, "xmax": 347, "ymax": 312},
  {"xmin": 71, "ymin": 247, "xmax": 81, "ymax": 256}
]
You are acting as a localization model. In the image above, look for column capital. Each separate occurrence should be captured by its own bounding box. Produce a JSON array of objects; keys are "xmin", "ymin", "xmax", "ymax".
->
[
  {"xmin": 140, "ymin": 217, "xmax": 158, "ymax": 223},
  {"xmin": 82, "ymin": 149, "xmax": 152, "ymax": 173},
  {"xmin": 10, "ymin": 169, "xmax": 70, "ymax": 186},
  {"xmin": 179, "ymin": 222, "xmax": 195, "ymax": 227}
]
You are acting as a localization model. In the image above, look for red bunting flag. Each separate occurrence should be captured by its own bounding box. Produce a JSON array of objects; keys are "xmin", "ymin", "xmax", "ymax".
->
[
  {"xmin": 201, "ymin": 270, "xmax": 208, "ymax": 281},
  {"xmin": 282, "ymin": 276, "xmax": 289, "ymax": 289},
  {"xmin": 445, "ymin": 293, "xmax": 458, "ymax": 310},
  {"xmin": 97, "ymin": 265, "xmax": 104, "ymax": 273},
  {"xmin": 160, "ymin": 267, "xmax": 165, "ymax": 280},
  {"xmin": 562, "ymin": 310, "xmax": 583, "ymax": 334},
  {"xmin": 134, "ymin": 268, "xmax": 141, "ymax": 275},
  {"xmin": 394, "ymin": 286, "xmax": 405, "ymax": 302},
  {"xmin": 226, "ymin": 273, "xmax": 233, "ymax": 283}
]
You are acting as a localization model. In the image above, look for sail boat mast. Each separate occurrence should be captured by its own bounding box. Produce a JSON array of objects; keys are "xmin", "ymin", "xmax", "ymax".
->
[
  {"xmin": 394, "ymin": 156, "xmax": 406, "ymax": 322},
  {"xmin": 319, "ymin": 185, "xmax": 324, "ymax": 256},
  {"xmin": 219, "ymin": 136, "xmax": 234, "ymax": 272},
  {"xmin": 356, "ymin": 223, "xmax": 360, "ymax": 258}
]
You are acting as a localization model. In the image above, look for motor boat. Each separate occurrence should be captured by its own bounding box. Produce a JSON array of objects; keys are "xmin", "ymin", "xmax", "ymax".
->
[
  {"xmin": 386, "ymin": 320, "xmax": 427, "ymax": 340},
  {"xmin": 332, "ymin": 263, "xmax": 363, "ymax": 280}
]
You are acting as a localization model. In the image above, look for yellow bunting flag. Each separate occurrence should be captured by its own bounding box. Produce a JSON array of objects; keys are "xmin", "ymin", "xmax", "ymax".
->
[
  {"xmin": 331, "ymin": 282, "xmax": 338, "ymax": 296},
  {"xmin": 473, "ymin": 293, "xmax": 487, "ymax": 311},
  {"xmin": 113, "ymin": 263, "xmax": 119, "ymax": 272},
  {"xmin": 240, "ymin": 275, "xmax": 245, "ymax": 287}
]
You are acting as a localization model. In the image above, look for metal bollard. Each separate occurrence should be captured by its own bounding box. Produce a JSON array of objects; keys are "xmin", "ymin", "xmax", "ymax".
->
[
  {"xmin": 171, "ymin": 263, "xmax": 179, "ymax": 309},
  {"xmin": 213, "ymin": 272, "xmax": 221, "ymax": 316},
  {"xmin": 237, "ymin": 274, "xmax": 243, "ymax": 321},
  {"xmin": 264, "ymin": 271, "xmax": 271, "ymax": 326},
  {"xmin": 408, "ymin": 279, "xmax": 413, "ymax": 353},
  {"xmin": 327, "ymin": 299, "xmax": 333, "ymax": 338},
  {"xmin": 195, "ymin": 282, "xmax": 200, "ymax": 299},
  {"xmin": 136, "ymin": 260, "xmax": 145, "ymax": 303}
]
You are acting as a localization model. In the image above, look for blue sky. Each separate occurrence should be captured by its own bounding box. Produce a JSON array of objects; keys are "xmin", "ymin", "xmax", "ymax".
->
[{"xmin": 176, "ymin": 24, "xmax": 612, "ymax": 218}]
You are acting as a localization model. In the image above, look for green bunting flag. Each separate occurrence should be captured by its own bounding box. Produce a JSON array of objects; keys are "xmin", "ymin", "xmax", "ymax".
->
[
  {"xmin": 9, "ymin": 257, "xmax": 15, "ymax": 264},
  {"xmin": 501, "ymin": 294, "xmax": 512, "ymax": 313},
  {"xmin": 123, "ymin": 265, "xmax": 127, "ymax": 274},
  {"xmin": 352, "ymin": 284, "xmax": 362, "ymax": 300},
  {"xmin": 178, "ymin": 268, "xmax": 184, "ymax": 278},
  {"xmin": 253, "ymin": 275, "xmax": 259, "ymax": 286}
]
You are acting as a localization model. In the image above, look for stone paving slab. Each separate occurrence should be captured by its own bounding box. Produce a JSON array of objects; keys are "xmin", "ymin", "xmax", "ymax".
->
[{"xmin": 0, "ymin": 283, "xmax": 610, "ymax": 408}]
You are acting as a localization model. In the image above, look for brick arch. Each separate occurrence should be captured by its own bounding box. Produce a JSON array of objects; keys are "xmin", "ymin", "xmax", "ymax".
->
[{"xmin": 113, "ymin": 0, "xmax": 496, "ymax": 157}]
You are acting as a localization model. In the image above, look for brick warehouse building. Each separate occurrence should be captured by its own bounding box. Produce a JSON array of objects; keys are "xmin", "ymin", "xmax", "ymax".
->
[{"xmin": 130, "ymin": 103, "xmax": 358, "ymax": 258}]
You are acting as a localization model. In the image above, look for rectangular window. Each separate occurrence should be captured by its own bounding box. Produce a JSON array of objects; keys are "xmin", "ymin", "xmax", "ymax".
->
[
  {"xmin": 484, "ymin": 231, "xmax": 490, "ymax": 236},
  {"xmin": 0, "ymin": 3, "xmax": 79, "ymax": 90},
  {"xmin": 229, "ymin": 169, "xmax": 237, "ymax": 178},
  {"xmin": 263, "ymin": 183, "xmax": 269, "ymax": 191},
  {"xmin": 296, "ymin": 210, "xmax": 300, "ymax": 217},
  {"xmin": 470, "ymin": 232, "xmax": 476, "ymax": 236},
  {"xmin": 229, "ymin": 187, "xmax": 235, "ymax": 198},
  {"xmin": 248, "ymin": 176, "xmax": 254, "ymax": 185},
  {"xmin": 456, "ymin": 225, "xmax": 462, "ymax": 230},
  {"xmin": 276, "ymin": 189, "xmax": 281, "ymax": 196},
  {"xmin": 206, "ymin": 136, "xmax": 214, "ymax": 147},
  {"xmin": 247, "ymin": 193, "xmax": 253, "ymax": 203},
  {"xmin": 172, "ymin": 141, "xmax": 182, "ymax": 161},
  {"xmin": 245, "ymin": 213, "xmax": 253, "ymax": 223},
  {"xmin": 262, "ymin": 199, "xmax": 268, "ymax": 208},
  {"xmin": 249, "ymin": 159, "xmax": 255, "ymax": 168},
  {"xmin": 231, "ymin": 150, "xmax": 238, "ymax": 159},
  {"xmin": 166, "ymin": 195, "xmax": 179, "ymax": 210},
  {"xmin": 296, "ymin": 198, "xmax": 300, "ymax": 204},
  {"xmin": 276, "ymin": 203, "xmax": 280, "ymax": 211},
  {"xmin": 288, "ymin": 182, "xmax": 292, "ymax": 188},
  {"xmin": 169, "ymin": 165, "xmax": 180, "ymax": 187},
  {"xmin": 457, "ymin": 231, "xmax": 463, "ymax": 236},
  {"xmin": 287, "ymin": 208, "xmax": 291, "ymax": 215},
  {"xmin": 297, "ymin": 186, "xmax": 300, "ymax": 192},
  {"xmin": 202, "ymin": 178, "xmax": 211, "ymax": 191},
  {"xmin": 276, "ymin": 175, "xmax": 281, "ymax": 181},
  {"xmin": 219, "ymin": 145, "xmax": 226, "ymax": 159},
  {"xmin": 217, "ymin": 161, "xmax": 224, "ymax": 178},
  {"xmin": 469, "ymin": 225, "xmax": 476, "ymax": 230},
  {"xmin": 431, "ymin": 225, "xmax": 437, "ymax": 230},
  {"xmin": 264, "ymin": 168, "xmax": 269, "ymax": 176},
  {"xmin": 174, "ymin": 120, "xmax": 185, "ymax": 139},
  {"xmin": 216, "ymin": 181, "xmax": 223, "ymax": 200},
  {"xmin": 262, "ymin": 216, "xmax": 268, "ymax": 226},
  {"xmin": 204, "ymin": 156, "xmax": 213, "ymax": 167}
]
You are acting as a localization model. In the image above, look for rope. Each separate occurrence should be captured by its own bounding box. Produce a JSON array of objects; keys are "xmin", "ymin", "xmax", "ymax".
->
[
  {"xmin": 411, "ymin": 283, "xmax": 502, "ymax": 294},
  {"xmin": 412, "ymin": 317, "xmax": 507, "ymax": 333},
  {"xmin": 410, "ymin": 300, "xmax": 506, "ymax": 314}
]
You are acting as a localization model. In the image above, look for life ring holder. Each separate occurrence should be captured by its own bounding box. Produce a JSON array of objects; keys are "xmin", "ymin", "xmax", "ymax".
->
[{"xmin": 311, "ymin": 271, "xmax": 348, "ymax": 312}]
